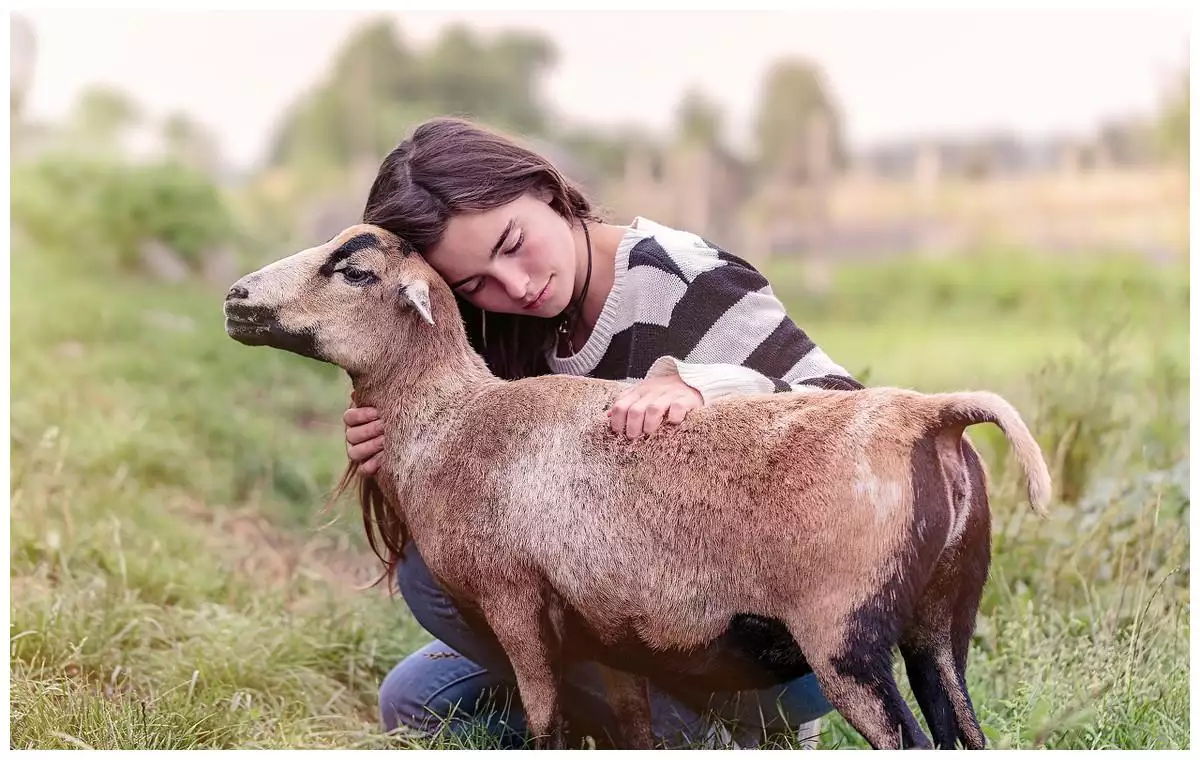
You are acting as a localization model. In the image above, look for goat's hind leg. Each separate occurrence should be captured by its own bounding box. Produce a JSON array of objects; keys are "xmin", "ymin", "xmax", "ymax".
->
[
  {"xmin": 787, "ymin": 615, "xmax": 930, "ymax": 749},
  {"xmin": 945, "ymin": 442, "xmax": 992, "ymax": 750},
  {"xmin": 598, "ymin": 665, "xmax": 655, "ymax": 749},
  {"xmin": 899, "ymin": 537, "xmax": 988, "ymax": 750},
  {"xmin": 900, "ymin": 438, "xmax": 990, "ymax": 750},
  {"xmin": 479, "ymin": 592, "xmax": 568, "ymax": 749}
]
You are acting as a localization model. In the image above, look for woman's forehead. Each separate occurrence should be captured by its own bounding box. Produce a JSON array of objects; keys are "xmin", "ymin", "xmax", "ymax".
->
[
  {"xmin": 426, "ymin": 206, "xmax": 506, "ymax": 278},
  {"xmin": 433, "ymin": 198, "xmax": 530, "ymax": 265}
]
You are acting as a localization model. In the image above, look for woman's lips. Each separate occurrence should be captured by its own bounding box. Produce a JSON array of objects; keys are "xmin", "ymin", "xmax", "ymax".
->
[{"xmin": 524, "ymin": 278, "xmax": 551, "ymax": 310}]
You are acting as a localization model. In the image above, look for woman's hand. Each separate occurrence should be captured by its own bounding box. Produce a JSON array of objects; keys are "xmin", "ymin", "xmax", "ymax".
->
[
  {"xmin": 345, "ymin": 392, "xmax": 385, "ymax": 475},
  {"xmin": 608, "ymin": 375, "xmax": 704, "ymax": 440}
]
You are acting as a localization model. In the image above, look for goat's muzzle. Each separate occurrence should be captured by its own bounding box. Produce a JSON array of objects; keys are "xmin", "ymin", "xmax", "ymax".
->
[
  {"xmin": 224, "ymin": 284, "xmax": 276, "ymax": 341},
  {"xmin": 223, "ymin": 283, "xmax": 321, "ymax": 360}
]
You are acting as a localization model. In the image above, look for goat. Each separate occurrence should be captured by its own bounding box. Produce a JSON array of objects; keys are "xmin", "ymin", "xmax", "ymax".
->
[{"xmin": 223, "ymin": 224, "xmax": 1052, "ymax": 750}]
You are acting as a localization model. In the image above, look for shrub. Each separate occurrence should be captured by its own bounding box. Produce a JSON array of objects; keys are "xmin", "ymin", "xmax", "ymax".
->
[{"xmin": 12, "ymin": 152, "xmax": 236, "ymax": 274}]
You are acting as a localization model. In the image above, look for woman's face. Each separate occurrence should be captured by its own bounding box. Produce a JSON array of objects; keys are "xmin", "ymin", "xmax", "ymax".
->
[{"xmin": 426, "ymin": 192, "xmax": 578, "ymax": 318}]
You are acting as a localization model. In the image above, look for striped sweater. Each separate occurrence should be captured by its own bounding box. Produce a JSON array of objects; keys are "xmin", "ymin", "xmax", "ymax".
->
[{"xmin": 546, "ymin": 217, "xmax": 864, "ymax": 399}]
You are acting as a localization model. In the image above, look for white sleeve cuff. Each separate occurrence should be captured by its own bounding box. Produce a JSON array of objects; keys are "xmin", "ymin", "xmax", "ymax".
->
[{"xmin": 646, "ymin": 355, "xmax": 775, "ymax": 404}]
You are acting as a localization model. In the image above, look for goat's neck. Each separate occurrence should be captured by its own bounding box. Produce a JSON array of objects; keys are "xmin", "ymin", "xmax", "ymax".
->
[{"xmin": 349, "ymin": 343, "xmax": 499, "ymax": 440}]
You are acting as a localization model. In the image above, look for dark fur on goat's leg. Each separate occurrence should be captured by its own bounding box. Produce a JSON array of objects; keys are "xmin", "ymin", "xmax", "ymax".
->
[
  {"xmin": 598, "ymin": 666, "xmax": 655, "ymax": 749},
  {"xmin": 898, "ymin": 576, "xmax": 963, "ymax": 748},
  {"xmin": 811, "ymin": 647, "xmax": 930, "ymax": 749},
  {"xmin": 831, "ymin": 648, "xmax": 930, "ymax": 749},
  {"xmin": 901, "ymin": 647, "xmax": 958, "ymax": 748},
  {"xmin": 480, "ymin": 592, "xmax": 567, "ymax": 749},
  {"xmin": 789, "ymin": 619, "xmax": 930, "ymax": 749}
]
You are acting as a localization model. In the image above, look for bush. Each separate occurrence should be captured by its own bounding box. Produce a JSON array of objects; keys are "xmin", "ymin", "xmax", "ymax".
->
[{"xmin": 11, "ymin": 152, "xmax": 236, "ymax": 273}]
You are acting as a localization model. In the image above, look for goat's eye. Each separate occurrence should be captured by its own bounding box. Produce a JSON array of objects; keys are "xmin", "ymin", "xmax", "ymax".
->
[{"xmin": 341, "ymin": 267, "xmax": 375, "ymax": 286}]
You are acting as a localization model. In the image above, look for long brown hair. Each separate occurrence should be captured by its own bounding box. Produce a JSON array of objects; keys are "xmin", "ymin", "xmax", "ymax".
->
[{"xmin": 361, "ymin": 116, "xmax": 602, "ymax": 380}]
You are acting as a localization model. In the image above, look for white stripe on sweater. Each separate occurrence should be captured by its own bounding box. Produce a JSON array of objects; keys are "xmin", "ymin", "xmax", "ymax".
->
[{"xmin": 684, "ymin": 285, "xmax": 789, "ymax": 366}]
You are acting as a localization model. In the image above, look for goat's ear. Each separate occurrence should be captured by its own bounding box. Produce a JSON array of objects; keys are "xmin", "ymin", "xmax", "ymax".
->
[{"xmin": 399, "ymin": 278, "xmax": 435, "ymax": 326}]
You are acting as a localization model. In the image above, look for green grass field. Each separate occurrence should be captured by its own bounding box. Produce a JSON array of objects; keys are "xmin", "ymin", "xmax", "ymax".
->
[{"xmin": 9, "ymin": 241, "xmax": 1189, "ymax": 749}]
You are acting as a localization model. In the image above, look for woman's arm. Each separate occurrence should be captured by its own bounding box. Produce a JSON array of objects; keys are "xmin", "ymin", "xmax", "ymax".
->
[
  {"xmin": 658, "ymin": 249, "xmax": 861, "ymax": 394},
  {"xmin": 608, "ymin": 257, "xmax": 862, "ymax": 438}
]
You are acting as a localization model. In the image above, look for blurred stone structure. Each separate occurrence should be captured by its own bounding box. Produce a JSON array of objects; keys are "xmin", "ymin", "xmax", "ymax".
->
[{"xmin": 596, "ymin": 109, "xmax": 1188, "ymax": 264}]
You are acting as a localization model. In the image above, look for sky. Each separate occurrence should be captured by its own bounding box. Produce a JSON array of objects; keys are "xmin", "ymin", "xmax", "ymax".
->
[{"xmin": 13, "ymin": 8, "xmax": 1192, "ymax": 170}]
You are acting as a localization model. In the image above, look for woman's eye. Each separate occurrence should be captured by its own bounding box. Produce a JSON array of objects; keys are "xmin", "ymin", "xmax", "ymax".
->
[
  {"xmin": 504, "ymin": 231, "xmax": 525, "ymax": 256},
  {"xmin": 342, "ymin": 267, "xmax": 374, "ymax": 285}
]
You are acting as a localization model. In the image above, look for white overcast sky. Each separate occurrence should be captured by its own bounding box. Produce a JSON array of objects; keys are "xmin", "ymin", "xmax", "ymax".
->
[{"xmin": 14, "ymin": 7, "xmax": 1191, "ymax": 169}]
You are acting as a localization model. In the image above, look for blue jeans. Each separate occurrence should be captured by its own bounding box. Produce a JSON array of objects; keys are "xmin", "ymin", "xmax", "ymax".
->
[{"xmin": 378, "ymin": 543, "xmax": 832, "ymax": 748}]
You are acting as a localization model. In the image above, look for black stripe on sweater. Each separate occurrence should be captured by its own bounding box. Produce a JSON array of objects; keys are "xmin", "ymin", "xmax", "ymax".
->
[
  {"xmin": 742, "ymin": 318, "xmax": 819, "ymax": 379},
  {"xmin": 704, "ymin": 239, "xmax": 763, "ymax": 275},
  {"xmin": 668, "ymin": 263, "xmax": 771, "ymax": 359},
  {"xmin": 794, "ymin": 374, "xmax": 866, "ymax": 391},
  {"xmin": 591, "ymin": 327, "xmax": 636, "ymax": 381},
  {"xmin": 628, "ymin": 324, "xmax": 671, "ymax": 379},
  {"xmin": 591, "ymin": 325, "xmax": 671, "ymax": 382},
  {"xmin": 628, "ymin": 238, "xmax": 688, "ymax": 284}
]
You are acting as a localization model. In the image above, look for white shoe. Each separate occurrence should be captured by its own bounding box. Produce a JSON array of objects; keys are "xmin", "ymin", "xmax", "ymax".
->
[{"xmin": 794, "ymin": 718, "xmax": 822, "ymax": 749}]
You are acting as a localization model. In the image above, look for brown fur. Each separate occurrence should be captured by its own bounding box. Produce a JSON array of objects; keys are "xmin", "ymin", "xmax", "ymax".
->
[{"xmin": 224, "ymin": 224, "xmax": 1052, "ymax": 749}]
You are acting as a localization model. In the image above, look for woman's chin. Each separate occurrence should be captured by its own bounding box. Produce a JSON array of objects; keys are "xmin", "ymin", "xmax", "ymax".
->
[{"xmin": 546, "ymin": 291, "xmax": 574, "ymax": 319}]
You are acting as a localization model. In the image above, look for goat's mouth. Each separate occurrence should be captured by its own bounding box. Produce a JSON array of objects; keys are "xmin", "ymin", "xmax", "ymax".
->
[
  {"xmin": 224, "ymin": 316, "xmax": 272, "ymax": 344},
  {"xmin": 223, "ymin": 303, "xmax": 278, "ymax": 344},
  {"xmin": 223, "ymin": 304, "xmax": 321, "ymax": 360}
]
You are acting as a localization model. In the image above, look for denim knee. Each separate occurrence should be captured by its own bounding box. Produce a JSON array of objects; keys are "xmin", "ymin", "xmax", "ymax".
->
[
  {"xmin": 770, "ymin": 673, "xmax": 833, "ymax": 727},
  {"xmin": 683, "ymin": 672, "xmax": 832, "ymax": 747},
  {"xmin": 378, "ymin": 639, "xmax": 527, "ymax": 746}
]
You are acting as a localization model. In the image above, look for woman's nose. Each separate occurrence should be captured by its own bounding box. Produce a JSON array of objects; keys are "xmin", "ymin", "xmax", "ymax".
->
[{"xmin": 495, "ymin": 264, "xmax": 528, "ymax": 301}]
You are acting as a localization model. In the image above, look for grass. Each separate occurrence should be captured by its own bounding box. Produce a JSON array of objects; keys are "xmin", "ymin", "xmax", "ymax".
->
[{"xmin": 9, "ymin": 239, "xmax": 1189, "ymax": 749}]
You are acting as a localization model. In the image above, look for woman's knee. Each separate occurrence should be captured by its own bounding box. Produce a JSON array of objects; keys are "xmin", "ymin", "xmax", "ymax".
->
[
  {"xmin": 378, "ymin": 640, "xmax": 525, "ymax": 742},
  {"xmin": 689, "ymin": 673, "xmax": 832, "ymax": 747},
  {"xmin": 770, "ymin": 673, "xmax": 833, "ymax": 726}
]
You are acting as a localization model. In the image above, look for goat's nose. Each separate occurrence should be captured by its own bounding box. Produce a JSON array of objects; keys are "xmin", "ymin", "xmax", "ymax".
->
[{"xmin": 226, "ymin": 284, "xmax": 250, "ymax": 301}]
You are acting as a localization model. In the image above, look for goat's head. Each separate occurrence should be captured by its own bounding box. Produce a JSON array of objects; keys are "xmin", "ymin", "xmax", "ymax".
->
[{"xmin": 223, "ymin": 224, "xmax": 447, "ymax": 376}]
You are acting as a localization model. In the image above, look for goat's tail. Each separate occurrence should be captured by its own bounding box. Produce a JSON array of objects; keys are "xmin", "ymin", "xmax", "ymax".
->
[{"xmin": 932, "ymin": 391, "xmax": 1052, "ymax": 515}]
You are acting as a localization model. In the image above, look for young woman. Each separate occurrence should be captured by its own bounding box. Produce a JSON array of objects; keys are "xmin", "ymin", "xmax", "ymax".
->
[{"xmin": 346, "ymin": 116, "xmax": 863, "ymax": 749}]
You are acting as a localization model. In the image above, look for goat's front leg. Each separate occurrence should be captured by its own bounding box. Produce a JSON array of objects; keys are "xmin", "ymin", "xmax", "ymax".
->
[
  {"xmin": 599, "ymin": 665, "xmax": 655, "ymax": 749},
  {"xmin": 480, "ymin": 592, "xmax": 566, "ymax": 749}
]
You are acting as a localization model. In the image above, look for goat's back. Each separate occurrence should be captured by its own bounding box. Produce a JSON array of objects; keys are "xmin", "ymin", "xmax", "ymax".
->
[{"xmin": 402, "ymin": 378, "xmax": 956, "ymax": 652}]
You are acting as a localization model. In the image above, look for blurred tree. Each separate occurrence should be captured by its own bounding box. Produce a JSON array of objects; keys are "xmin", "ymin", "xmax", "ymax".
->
[
  {"xmin": 752, "ymin": 58, "xmax": 846, "ymax": 178},
  {"xmin": 331, "ymin": 17, "xmax": 424, "ymax": 159},
  {"xmin": 267, "ymin": 17, "xmax": 558, "ymax": 176},
  {"xmin": 674, "ymin": 87, "xmax": 724, "ymax": 148},
  {"xmin": 558, "ymin": 127, "xmax": 638, "ymax": 181},
  {"xmin": 1157, "ymin": 68, "xmax": 1189, "ymax": 164},
  {"xmin": 71, "ymin": 85, "xmax": 141, "ymax": 152},
  {"xmin": 269, "ymin": 17, "xmax": 421, "ymax": 172},
  {"xmin": 419, "ymin": 24, "xmax": 555, "ymax": 134},
  {"xmin": 487, "ymin": 29, "xmax": 557, "ymax": 133},
  {"xmin": 161, "ymin": 111, "xmax": 220, "ymax": 174},
  {"xmin": 12, "ymin": 153, "xmax": 236, "ymax": 275},
  {"xmin": 331, "ymin": 17, "xmax": 424, "ymax": 101}
]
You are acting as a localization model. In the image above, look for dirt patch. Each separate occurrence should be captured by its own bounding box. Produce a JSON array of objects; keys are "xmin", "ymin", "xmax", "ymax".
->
[
  {"xmin": 10, "ymin": 573, "xmax": 55, "ymax": 606},
  {"xmin": 172, "ymin": 495, "xmax": 390, "ymax": 600}
]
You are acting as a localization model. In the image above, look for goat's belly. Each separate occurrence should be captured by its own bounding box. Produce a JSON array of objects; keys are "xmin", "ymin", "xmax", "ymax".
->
[{"xmin": 562, "ymin": 610, "xmax": 812, "ymax": 694}]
